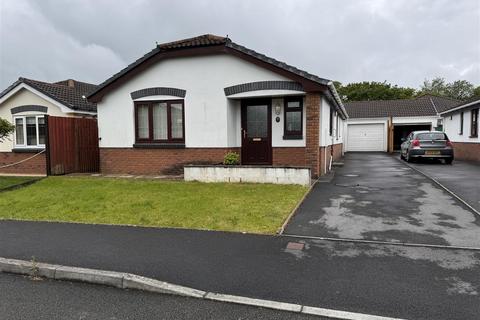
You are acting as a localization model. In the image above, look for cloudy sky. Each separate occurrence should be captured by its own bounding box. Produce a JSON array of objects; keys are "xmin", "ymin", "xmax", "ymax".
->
[{"xmin": 1, "ymin": 0, "xmax": 479, "ymax": 90}]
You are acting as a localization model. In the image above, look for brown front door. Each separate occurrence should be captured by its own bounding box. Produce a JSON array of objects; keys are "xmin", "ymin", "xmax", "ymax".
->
[{"xmin": 241, "ymin": 99, "xmax": 272, "ymax": 165}]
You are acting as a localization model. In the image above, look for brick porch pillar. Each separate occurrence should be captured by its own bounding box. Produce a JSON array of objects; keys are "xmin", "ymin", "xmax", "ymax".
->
[{"xmin": 305, "ymin": 92, "xmax": 321, "ymax": 178}]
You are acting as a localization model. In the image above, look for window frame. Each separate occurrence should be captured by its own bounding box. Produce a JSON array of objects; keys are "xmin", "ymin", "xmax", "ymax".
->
[
  {"xmin": 335, "ymin": 111, "xmax": 339, "ymax": 140},
  {"xmin": 134, "ymin": 100, "xmax": 185, "ymax": 144},
  {"xmin": 459, "ymin": 112, "xmax": 464, "ymax": 135},
  {"xmin": 283, "ymin": 96, "xmax": 303, "ymax": 140},
  {"xmin": 13, "ymin": 115, "xmax": 46, "ymax": 149},
  {"xmin": 329, "ymin": 107, "xmax": 334, "ymax": 136},
  {"xmin": 471, "ymin": 108, "xmax": 479, "ymax": 138}
]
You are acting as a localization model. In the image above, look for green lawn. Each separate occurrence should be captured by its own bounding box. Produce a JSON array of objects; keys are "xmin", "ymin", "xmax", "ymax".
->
[
  {"xmin": 0, "ymin": 176, "xmax": 39, "ymax": 190},
  {"xmin": 0, "ymin": 177, "xmax": 307, "ymax": 234}
]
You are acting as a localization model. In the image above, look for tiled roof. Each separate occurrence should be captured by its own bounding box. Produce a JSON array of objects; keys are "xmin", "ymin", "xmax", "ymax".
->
[
  {"xmin": 87, "ymin": 34, "xmax": 348, "ymax": 117},
  {"xmin": 427, "ymin": 95, "xmax": 462, "ymax": 113},
  {"xmin": 344, "ymin": 95, "xmax": 460, "ymax": 119},
  {"xmin": 157, "ymin": 34, "xmax": 228, "ymax": 50},
  {"xmin": 0, "ymin": 78, "xmax": 97, "ymax": 113},
  {"xmin": 439, "ymin": 95, "xmax": 480, "ymax": 114}
]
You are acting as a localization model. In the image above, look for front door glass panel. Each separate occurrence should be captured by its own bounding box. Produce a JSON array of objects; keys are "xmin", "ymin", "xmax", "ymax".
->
[{"xmin": 246, "ymin": 105, "xmax": 268, "ymax": 138}]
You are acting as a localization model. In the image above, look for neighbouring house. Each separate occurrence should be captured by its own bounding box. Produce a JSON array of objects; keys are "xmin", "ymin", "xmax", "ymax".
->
[
  {"xmin": 441, "ymin": 96, "xmax": 480, "ymax": 162},
  {"xmin": 343, "ymin": 95, "xmax": 460, "ymax": 152},
  {"xmin": 0, "ymin": 78, "xmax": 97, "ymax": 174},
  {"xmin": 88, "ymin": 34, "xmax": 348, "ymax": 177}
]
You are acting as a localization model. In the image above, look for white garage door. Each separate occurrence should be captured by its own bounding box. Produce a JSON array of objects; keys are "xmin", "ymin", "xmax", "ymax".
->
[{"xmin": 347, "ymin": 123, "xmax": 385, "ymax": 152}]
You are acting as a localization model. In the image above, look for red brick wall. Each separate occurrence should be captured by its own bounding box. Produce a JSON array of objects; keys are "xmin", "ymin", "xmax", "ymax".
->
[
  {"xmin": 272, "ymin": 147, "xmax": 306, "ymax": 166},
  {"xmin": 305, "ymin": 93, "xmax": 321, "ymax": 177},
  {"xmin": 100, "ymin": 144, "xmax": 345, "ymax": 176},
  {"xmin": 319, "ymin": 143, "xmax": 343, "ymax": 175},
  {"xmin": 452, "ymin": 142, "xmax": 480, "ymax": 162},
  {"xmin": 332, "ymin": 143, "xmax": 343, "ymax": 161},
  {"xmin": 100, "ymin": 148, "xmax": 240, "ymax": 175},
  {"xmin": 101, "ymin": 147, "xmax": 313, "ymax": 175},
  {"xmin": 0, "ymin": 152, "xmax": 46, "ymax": 175}
]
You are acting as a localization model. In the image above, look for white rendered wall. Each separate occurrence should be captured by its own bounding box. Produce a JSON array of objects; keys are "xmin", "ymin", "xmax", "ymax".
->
[
  {"xmin": 392, "ymin": 116, "xmax": 439, "ymax": 126},
  {"xmin": 271, "ymin": 97, "xmax": 306, "ymax": 147},
  {"xmin": 184, "ymin": 165, "xmax": 311, "ymax": 186},
  {"xmin": 443, "ymin": 110, "xmax": 479, "ymax": 143},
  {"xmin": 320, "ymin": 97, "xmax": 344, "ymax": 147},
  {"xmin": 96, "ymin": 54, "xmax": 295, "ymax": 148}
]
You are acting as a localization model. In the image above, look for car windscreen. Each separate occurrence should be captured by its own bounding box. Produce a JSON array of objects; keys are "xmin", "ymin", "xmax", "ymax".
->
[{"xmin": 417, "ymin": 133, "xmax": 446, "ymax": 140}]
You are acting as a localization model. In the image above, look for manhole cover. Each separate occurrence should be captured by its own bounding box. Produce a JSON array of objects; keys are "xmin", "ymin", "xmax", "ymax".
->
[
  {"xmin": 344, "ymin": 174, "xmax": 359, "ymax": 177},
  {"xmin": 286, "ymin": 242, "xmax": 304, "ymax": 251}
]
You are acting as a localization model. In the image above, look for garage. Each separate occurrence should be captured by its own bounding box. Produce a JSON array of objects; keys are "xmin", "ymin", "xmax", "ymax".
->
[
  {"xmin": 393, "ymin": 124, "xmax": 431, "ymax": 150},
  {"xmin": 346, "ymin": 123, "xmax": 385, "ymax": 151}
]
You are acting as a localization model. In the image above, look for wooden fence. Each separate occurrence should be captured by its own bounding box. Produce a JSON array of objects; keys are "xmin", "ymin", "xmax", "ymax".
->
[{"xmin": 45, "ymin": 116, "xmax": 99, "ymax": 175}]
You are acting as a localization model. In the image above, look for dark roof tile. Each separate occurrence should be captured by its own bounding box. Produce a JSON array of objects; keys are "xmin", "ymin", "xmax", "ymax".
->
[
  {"xmin": 1, "ymin": 78, "xmax": 97, "ymax": 113},
  {"xmin": 344, "ymin": 94, "xmax": 459, "ymax": 118},
  {"xmin": 87, "ymin": 34, "xmax": 346, "ymax": 118}
]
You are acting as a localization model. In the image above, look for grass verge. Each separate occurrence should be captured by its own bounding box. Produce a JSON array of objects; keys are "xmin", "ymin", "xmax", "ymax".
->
[{"xmin": 0, "ymin": 176, "xmax": 307, "ymax": 234}]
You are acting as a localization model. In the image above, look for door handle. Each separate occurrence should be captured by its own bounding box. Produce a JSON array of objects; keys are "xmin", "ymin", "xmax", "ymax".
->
[{"xmin": 243, "ymin": 129, "xmax": 246, "ymax": 139}]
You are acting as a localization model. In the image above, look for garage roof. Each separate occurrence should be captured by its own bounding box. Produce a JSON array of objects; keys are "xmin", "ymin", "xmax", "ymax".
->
[{"xmin": 344, "ymin": 95, "xmax": 460, "ymax": 118}]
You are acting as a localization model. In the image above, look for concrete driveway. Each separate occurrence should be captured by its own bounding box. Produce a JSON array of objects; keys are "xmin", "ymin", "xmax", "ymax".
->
[{"xmin": 284, "ymin": 153, "xmax": 480, "ymax": 248}]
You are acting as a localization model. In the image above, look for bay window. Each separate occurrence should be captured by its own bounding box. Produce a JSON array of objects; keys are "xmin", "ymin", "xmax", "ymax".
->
[
  {"xmin": 14, "ymin": 115, "xmax": 46, "ymax": 148},
  {"xmin": 135, "ymin": 100, "xmax": 184, "ymax": 144}
]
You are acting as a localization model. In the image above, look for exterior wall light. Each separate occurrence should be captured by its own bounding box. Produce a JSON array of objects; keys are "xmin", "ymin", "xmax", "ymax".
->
[{"xmin": 275, "ymin": 103, "xmax": 281, "ymax": 115}]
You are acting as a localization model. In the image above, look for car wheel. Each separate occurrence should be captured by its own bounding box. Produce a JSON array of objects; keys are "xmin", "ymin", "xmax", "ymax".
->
[{"xmin": 445, "ymin": 158, "xmax": 453, "ymax": 165}]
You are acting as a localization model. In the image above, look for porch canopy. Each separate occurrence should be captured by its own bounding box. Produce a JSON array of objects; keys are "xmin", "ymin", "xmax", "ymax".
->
[{"xmin": 224, "ymin": 80, "xmax": 306, "ymax": 99}]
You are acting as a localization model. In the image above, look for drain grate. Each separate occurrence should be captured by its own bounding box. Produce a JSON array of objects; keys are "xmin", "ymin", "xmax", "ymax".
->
[{"xmin": 286, "ymin": 242, "xmax": 304, "ymax": 251}]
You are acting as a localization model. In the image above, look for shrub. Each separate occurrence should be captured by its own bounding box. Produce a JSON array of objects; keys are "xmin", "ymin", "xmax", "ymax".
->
[
  {"xmin": 223, "ymin": 152, "xmax": 240, "ymax": 165},
  {"xmin": 0, "ymin": 118, "xmax": 14, "ymax": 143}
]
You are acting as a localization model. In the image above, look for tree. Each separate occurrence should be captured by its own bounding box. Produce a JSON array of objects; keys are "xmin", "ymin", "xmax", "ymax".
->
[
  {"xmin": 419, "ymin": 77, "xmax": 476, "ymax": 100},
  {"xmin": 0, "ymin": 118, "xmax": 14, "ymax": 143},
  {"xmin": 334, "ymin": 81, "xmax": 416, "ymax": 102},
  {"xmin": 473, "ymin": 85, "xmax": 480, "ymax": 97}
]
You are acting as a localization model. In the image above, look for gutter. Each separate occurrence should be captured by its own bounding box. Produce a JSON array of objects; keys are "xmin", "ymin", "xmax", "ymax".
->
[{"xmin": 327, "ymin": 81, "xmax": 348, "ymax": 119}]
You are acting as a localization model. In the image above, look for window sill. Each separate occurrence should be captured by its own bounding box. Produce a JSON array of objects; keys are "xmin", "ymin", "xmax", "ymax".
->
[
  {"xmin": 133, "ymin": 143, "xmax": 185, "ymax": 149},
  {"xmin": 283, "ymin": 135, "xmax": 303, "ymax": 140},
  {"xmin": 12, "ymin": 148, "xmax": 45, "ymax": 153}
]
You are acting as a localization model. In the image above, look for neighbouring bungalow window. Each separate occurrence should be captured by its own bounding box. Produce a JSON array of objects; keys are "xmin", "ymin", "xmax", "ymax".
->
[
  {"xmin": 135, "ymin": 100, "xmax": 184, "ymax": 143},
  {"xmin": 283, "ymin": 97, "xmax": 303, "ymax": 139},
  {"xmin": 471, "ymin": 108, "xmax": 479, "ymax": 138},
  {"xmin": 459, "ymin": 112, "xmax": 464, "ymax": 135},
  {"xmin": 13, "ymin": 115, "xmax": 45, "ymax": 148}
]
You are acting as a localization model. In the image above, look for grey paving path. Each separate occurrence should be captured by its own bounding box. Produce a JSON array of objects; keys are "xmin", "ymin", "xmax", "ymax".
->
[
  {"xmin": 0, "ymin": 273, "xmax": 322, "ymax": 320},
  {"xmin": 0, "ymin": 221, "xmax": 479, "ymax": 320},
  {"xmin": 408, "ymin": 159, "xmax": 480, "ymax": 213},
  {"xmin": 285, "ymin": 153, "xmax": 480, "ymax": 247}
]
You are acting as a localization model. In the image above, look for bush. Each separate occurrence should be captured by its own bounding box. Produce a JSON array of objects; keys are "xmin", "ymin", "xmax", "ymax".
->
[
  {"xmin": 223, "ymin": 152, "xmax": 240, "ymax": 165},
  {"xmin": 0, "ymin": 118, "xmax": 14, "ymax": 143}
]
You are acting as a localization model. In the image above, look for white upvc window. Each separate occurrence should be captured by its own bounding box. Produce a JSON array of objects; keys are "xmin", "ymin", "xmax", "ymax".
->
[{"xmin": 13, "ymin": 115, "xmax": 46, "ymax": 148}]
